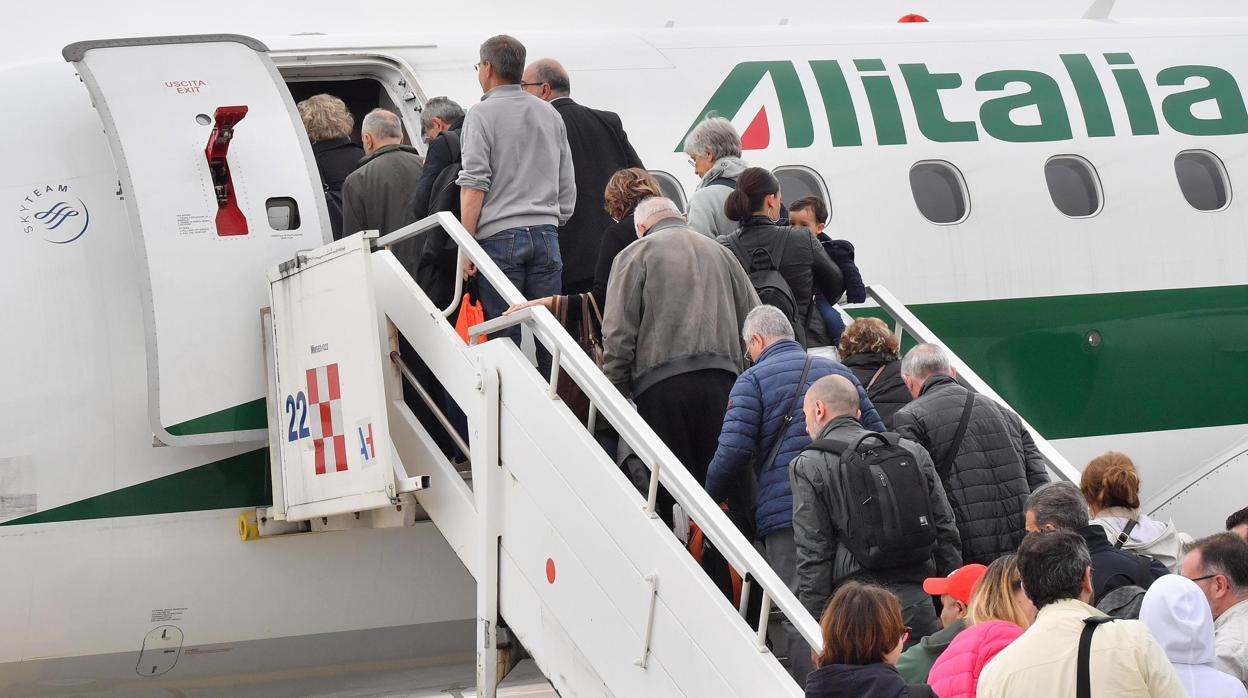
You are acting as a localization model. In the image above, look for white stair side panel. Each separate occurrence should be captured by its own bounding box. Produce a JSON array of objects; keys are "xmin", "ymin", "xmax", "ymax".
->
[{"xmin": 479, "ymin": 341, "xmax": 799, "ymax": 697}]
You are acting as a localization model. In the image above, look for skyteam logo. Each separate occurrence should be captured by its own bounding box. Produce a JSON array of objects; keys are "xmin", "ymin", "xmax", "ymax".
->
[{"xmin": 16, "ymin": 183, "xmax": 90, "ymax": 244}]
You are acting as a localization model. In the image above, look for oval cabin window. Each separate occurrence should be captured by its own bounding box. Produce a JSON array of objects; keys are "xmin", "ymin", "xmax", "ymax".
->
[
  {"xmin": 1174, "ymin": 150, "xmax": 1231, "ymax": 212},
  {"xmin": 1045, "ymin": 156, "xmax": 1103, "ymax": 218},
  {"xmin": 909, "ymin": 161, "xmax": 969, "ymax": 224},
  {"xmin": 648, "ymin": 170, "xmax": 687, "ymax": 212},
  {"xmin": 773, "ymin": 165, "xmax": 830, "ymax": 213}
]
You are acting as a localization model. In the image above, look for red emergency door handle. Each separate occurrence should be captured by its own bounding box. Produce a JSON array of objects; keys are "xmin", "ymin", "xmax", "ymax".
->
[{"xmin": 205, "ymin": 105, "xmax": 249, "ymax": 236}]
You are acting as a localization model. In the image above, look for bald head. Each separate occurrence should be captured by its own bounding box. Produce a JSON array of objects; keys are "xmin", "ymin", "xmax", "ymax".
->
[
  {"xmin": 521, "ymin": 58, "xmax": 570, "ymax": 101},
  {"xmin": 803, "ymin": 375, "xmax": 861, "ymax": 438}
]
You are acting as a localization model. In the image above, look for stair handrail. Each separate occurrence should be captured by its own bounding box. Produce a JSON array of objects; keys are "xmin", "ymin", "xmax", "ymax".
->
[
  {"xmin": 858, "ymin": 285, "xmax": 1081, "ymax": 484},
  {"xmin": 376, "ymin": 213, "xmax": 823, "ymax": 653}
]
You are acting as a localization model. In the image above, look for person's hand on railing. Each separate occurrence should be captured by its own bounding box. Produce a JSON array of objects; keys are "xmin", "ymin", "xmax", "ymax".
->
[{"xmin": 504, "ymin": 297, "xmax": 555, "ymax": 316}]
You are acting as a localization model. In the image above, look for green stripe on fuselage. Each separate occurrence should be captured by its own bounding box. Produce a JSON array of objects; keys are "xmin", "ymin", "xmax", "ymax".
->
[
  {"xmin": 0, "ymin": 449, "xmax": 270, "ymax": 526},
  {"xmin": 852, "ymin": 284, "xmax": 1248, "ymax": 439},
  {"xmin": 165, "ymin": 398, "xmax": 267, "ymax": 436}
]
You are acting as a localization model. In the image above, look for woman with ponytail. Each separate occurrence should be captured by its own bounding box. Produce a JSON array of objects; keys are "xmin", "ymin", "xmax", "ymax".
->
[
  {"xmin": 719, "ymin": 167, "xmax": 844, "ymax": 348},
  {"xmin": 1081, "ymin": 451, "xmax": 1193, "ymax": 572}
]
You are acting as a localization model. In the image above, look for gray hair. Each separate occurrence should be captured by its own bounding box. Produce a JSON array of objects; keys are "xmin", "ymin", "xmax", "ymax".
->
[
  {"xmin": 530, "ymin": 58, "xmax": 570, "ymax": 95},
  {"xmin": 742, "ymin": 305, "xmax": 795, "ymax": 343},
  {"xmin": 900, "ymin": 343, "xmax": 952, "ymax": 382},
  {"xmin": 362, "ymin": 108, "xmax": 402, "ymax": 141},
  {"xmin": 1017, "ymin": 530, "xmax": 1092, "ymax": 609},
  {"xmin": 1026, "ymin": 482, "xmax": 1091, "ymax": 531},
  {"xmin": 420, "ymin": 96, "xmax": 464, "ymax": 131},
  {"xmin": 684, "ymin": 116, "xmax": 742, "ymax": 160},
  {"xmin": 480, "ymin": 34, "xmax": 526, "ymax": 83},
  {"xmin": 632, "ymin": 197, "xmax": 681, "ymax": 234},
  {"xmin": 804, "ymin": 375, "xmax": 860, "ymax": 418}
]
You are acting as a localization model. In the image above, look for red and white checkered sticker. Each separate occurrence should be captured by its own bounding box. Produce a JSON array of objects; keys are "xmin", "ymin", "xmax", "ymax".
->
[{"xmin": 306, "ymin": 363, "xmax": 347, "ymax": 475}]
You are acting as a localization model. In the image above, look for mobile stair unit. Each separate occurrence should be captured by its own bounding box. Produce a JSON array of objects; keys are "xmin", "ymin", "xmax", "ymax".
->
[{"xmin": 257, "ymin": 214, "xmax": 1083, "ymax": 698}]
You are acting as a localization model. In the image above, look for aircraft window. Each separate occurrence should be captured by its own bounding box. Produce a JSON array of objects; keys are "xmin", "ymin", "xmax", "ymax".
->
[
  {"xmin": 1045, "ymin": 156, "xmax": 1103, "ymax": 218},
  {"xmin": 909, "ymin": 161, "xmax": 969, "ymax": 224},
  {"xmin": 773, "ymin": 165, "xmax": 830, "ymax": 212},
  {"xmin": 1175, "ymin": 150, "xmax": 1231, "ymax": 212},
  {"xmin": 266, "ymin": 197, "xmax": 301, "ymax": 231},
  {"xmin": 649, "ymin": 170, "xmax": 687, "ymax": 211}
]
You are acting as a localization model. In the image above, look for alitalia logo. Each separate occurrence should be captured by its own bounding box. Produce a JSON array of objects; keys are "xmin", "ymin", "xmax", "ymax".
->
[{"xmin": 677, "ymin": 53, "xmax": 1248, "ymax": 150}]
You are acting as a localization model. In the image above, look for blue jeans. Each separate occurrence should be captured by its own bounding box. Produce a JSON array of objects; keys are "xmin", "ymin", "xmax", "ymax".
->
[{"xmin": 477, "ymin": 224, "xmax": 563, "ymax": 375}]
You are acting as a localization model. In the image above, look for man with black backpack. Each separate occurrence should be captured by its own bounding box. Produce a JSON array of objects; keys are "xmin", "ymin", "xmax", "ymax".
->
[{"xmin": 791, "ymin": 374, "xmax": 962, "ymax": 644}]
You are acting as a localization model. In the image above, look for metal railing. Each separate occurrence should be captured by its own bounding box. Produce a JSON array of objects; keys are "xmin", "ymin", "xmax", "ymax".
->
[
  {"xmin": 375, "ymin": 213, "xmax": 822, "ymax": 657},
  {"xmin": 843, "ymin": 285, "xmax": 1081, "ymax": 484}
]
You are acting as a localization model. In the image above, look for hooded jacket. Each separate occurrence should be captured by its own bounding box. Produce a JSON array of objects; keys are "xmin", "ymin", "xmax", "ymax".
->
[
  {"xmin": 895, "ymin": 618, "xmax": 967, "ymax": 684},
  {"xmin": 601, "ymin": 218, "xmax": 759, "ymax": 398},
  {"xmin": 791, "ymin": 415, "xmax": 962, "ymax": 617},
  {"xmin": 804, "ymin": 662, "xmax": 914, "ymax": 698},
  {"xmin": 842, "ymin": 352, "xmax": 912, "ymax": 429},
  {"xmin": 704, "ymin": 339, "xmax": 885, "ymax": 538},
  {"xmin": 685, "ymin": 156, "xmax": 749, "ymax": 238},
  {"xmin": 926, "ymin": 620, "xmax": 1024, "ymax": 698},
  {"xmin": 1140, "ymin": 574, "xmax": 1248, "ymax": 698},
  {"xmin": 1091, "ymin": 507, "xmax": 1194, "ymax": 574},
  {"xmin": 892, "ymin": 374, "xmax": 1050, "ymax": 564}
]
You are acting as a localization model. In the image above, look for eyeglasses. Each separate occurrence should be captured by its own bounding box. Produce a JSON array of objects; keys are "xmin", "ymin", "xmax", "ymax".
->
[
  {"xmin": 519, "ymin": 81, "xmax": 546, "ymax": 89},
  {"xmin": 1189, "ymin": 574, "xmax": 1219, "ymax": 584},
  {"xmin": 473, "ymin": 61, "xmax": 486, "ymax": 71}
]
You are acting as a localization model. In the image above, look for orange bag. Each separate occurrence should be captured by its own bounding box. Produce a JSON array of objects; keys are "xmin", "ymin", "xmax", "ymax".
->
[{"xmin": 454, "ymin": 294, "xmax": 486, "ymax": 345}]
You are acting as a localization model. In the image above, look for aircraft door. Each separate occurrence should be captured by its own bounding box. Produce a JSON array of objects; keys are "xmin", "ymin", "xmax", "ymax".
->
[{"xmin": 64, "ymin": 35, "xmax": 331, "ymax": 445}]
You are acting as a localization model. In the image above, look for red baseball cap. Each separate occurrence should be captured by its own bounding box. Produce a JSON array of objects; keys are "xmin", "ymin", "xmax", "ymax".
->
[{"xmin": 923, "ymin": 564, "xmax": 988, "ymax": 605}]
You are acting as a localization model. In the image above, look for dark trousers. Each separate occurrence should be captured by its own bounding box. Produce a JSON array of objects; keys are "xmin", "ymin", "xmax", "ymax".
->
[
  {"xmin": 764, "ymin": 528, "xmax": 814, "ymax": 687},
  {"xmin": 634, "ymin": 369, "xmax": 735, "ymax": 526}
]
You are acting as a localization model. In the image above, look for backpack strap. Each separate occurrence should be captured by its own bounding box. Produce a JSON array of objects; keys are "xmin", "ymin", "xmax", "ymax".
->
[
  {"xmin": 1077, "ymin": 616, "xmax": 1117, "ymax": 698},
  {"xmin": 724, "ymin": 232, "xmax": 752, "ymax": 273},
  {"xmin": 758, "ymin": 356, "xmax": 814, "ymax": 474},
  {"xmin": 442, "ymin": 129, "xmax": 462, "ymax": 162},
  {"xmin": 935, "ymin": 391, "xmax": 976, "ymax": 481},
  {"xmin": 708, "ymin": 176, "xmax": 737, "ymax": 189},
  {"xmin": 1113, "ymin": 519, "xmax": 1139, "ymax": 549}
]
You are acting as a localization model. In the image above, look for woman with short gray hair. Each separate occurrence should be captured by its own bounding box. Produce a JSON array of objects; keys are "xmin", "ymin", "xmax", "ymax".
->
[{"xmin": 682, "ymin": 116, "xmax": 750, "ymax": 238}]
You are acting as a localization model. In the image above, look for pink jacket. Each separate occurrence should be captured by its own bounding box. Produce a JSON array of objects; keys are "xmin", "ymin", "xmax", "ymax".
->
[{"xmin": 927, "ymin": 620, "xmax": 1025, "ymax": 698}]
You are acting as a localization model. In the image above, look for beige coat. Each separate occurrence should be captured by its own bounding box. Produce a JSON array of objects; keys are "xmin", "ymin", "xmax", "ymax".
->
[
  {"xmin": 1215, "ymin": 598, "xmax": 1248, "ymax": 690},
  {"xmin": 978, "ymin": 598, "xmax": 1187, "ymax": 698}
]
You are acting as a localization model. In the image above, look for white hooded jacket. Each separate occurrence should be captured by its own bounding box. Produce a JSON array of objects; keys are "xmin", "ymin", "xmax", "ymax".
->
[
  {"xmin": 1092, "ymin": 507, "xmax": 1194, "ymax": 573},
  {"xmin": 1139, "ymin": 574, "xmax": 1248, "ymax": 698}
]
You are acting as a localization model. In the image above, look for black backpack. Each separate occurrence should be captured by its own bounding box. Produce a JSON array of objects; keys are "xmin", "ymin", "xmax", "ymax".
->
[
  {"xmin": 807, "ymin": 432, "xmax": 938, "ymax": 569},
  {"xmin": 725, "ymin": 232, "xmax": 799, "ymax": 322}
]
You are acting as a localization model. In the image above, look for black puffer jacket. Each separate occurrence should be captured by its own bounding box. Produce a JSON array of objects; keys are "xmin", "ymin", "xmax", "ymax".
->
[
  {"xmin": 718, "ymin": 216, "xmax": 843, "ymax": 347},
  {"xmin": 892, "ymin": 374, "xmax": 1050, "ymax": 565},
  {"xmin": 842, "ymin": 352, "xmax": 911, "ymax": 428},
  {"xmin": 805, "ymin": 662, "xmax": 932, "ymax": 698}
]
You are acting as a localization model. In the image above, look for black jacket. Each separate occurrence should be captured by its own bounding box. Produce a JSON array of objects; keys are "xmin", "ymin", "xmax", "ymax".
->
[
  {"xmin": 410, "ymin": 117, "xmax": 464, "ymax": 221},
  {"xmin": 558, "ymin": 213, "xmax": 639, "ymax": 332},
  {"xmin": 842, "ymin": 353, "xmax": 911, "ymax": 429},
  {"xmin": 1078, "ymin": 524, "xmax": 1169, "ymax": 603},
  {"xmin": 892, "ymin": 374, "xmax": 1050, "ymax": 565},
  {"xmin": 805, "ymin": 662, "xmax": 924, "ymax": 698},
  {"xmin": 718, "ymin": 216, "xmax": 844, "ymax": 346},
  {"xmin": 551, "ymin": 97, "xmax": 644, "ymax": 290},
  {"xmin": 791, "ymin": 415, "xmax": 962, "ymax": 618},
  {"xmin": 341, "ymin": 143, "xmax": 424, "ymax": 239},
  {"xmin": 312, "ymin": 137, "xmax": 365, "ymax": 239}
]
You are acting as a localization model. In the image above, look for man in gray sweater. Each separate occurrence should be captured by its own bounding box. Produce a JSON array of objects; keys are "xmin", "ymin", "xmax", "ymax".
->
[
  {"xmin": 602, "ymin": 197, "xmax": 759, "ymax": 526},
  {"xmin": 457, "ymin": 35, "xmax": 576, "ymax": 363}
]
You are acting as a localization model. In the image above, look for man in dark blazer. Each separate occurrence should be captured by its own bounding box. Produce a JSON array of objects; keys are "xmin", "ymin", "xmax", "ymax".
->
[{"xmin": 522, "ymin": 58, "xmax": 645, "ymax": 294}]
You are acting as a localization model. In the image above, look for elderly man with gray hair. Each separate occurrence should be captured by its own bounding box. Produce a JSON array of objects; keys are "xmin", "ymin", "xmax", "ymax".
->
[
  {"xmin": 682, "ymin": 116, "xmax": 751, "ymax": 237},
  {"xmin": 703, "ymin": 305, "xmax": 884, "ymax": 684},
  {"xmin": 892, "ymin": 343, "xmax": 1049, "ymax": 565},
  {"xmin": 410, "ymin": 96, "xmax": 466, "ymax": 221},
  {"xmin": 602, "ymin": 196, "xmax": 759, "ymax": 527},
  {"xmin": 340, "ymin": 108, "xmax": 424, "ymax": 243}
]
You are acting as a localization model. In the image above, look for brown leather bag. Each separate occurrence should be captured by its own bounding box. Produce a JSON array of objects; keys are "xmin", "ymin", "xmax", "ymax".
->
[{"xmin": 556, "ymin": 294, "xmax": 605, "ymax": 424}]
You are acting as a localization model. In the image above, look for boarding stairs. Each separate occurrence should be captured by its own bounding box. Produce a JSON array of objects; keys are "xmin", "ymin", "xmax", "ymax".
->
[{"xmin": 256, "ymin": 213, "xmax": 1080, "ymax": 698}]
